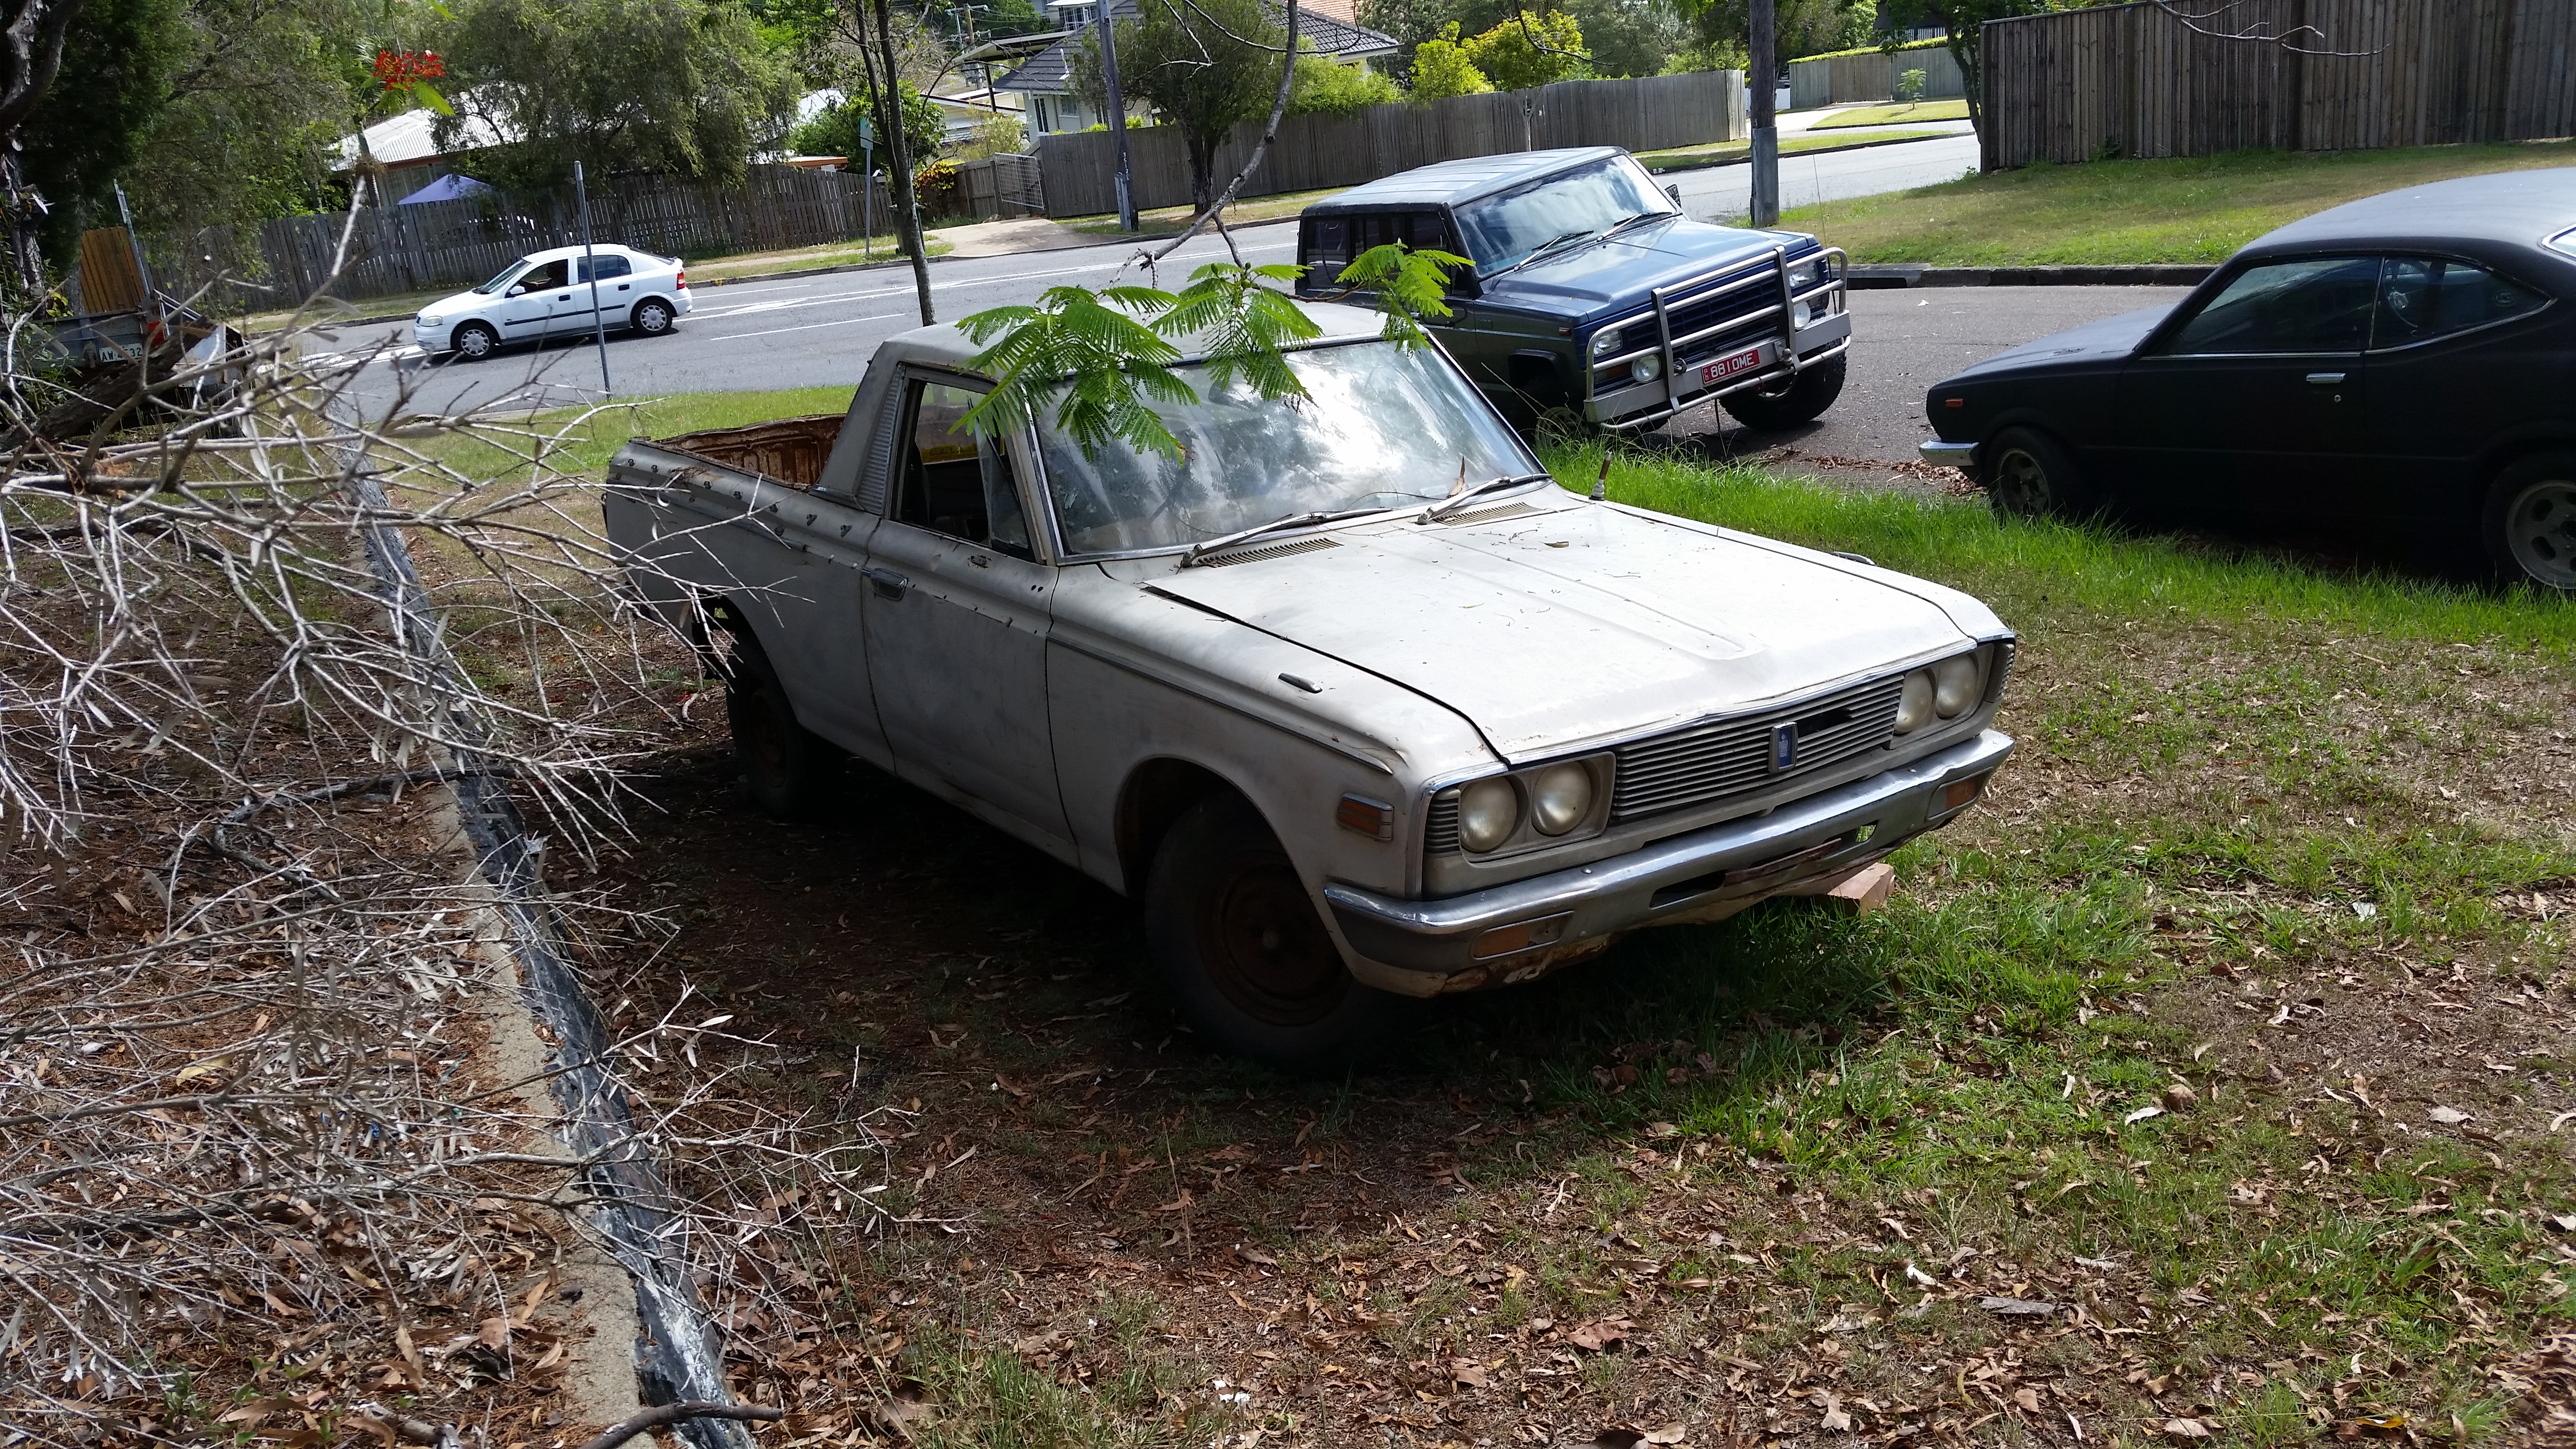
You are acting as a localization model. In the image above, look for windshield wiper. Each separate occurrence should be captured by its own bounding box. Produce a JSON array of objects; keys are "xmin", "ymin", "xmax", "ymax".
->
[
  {"xmin": 1180, "ymin": 507, "xmax": 1385, "ymax": 566},
  {"xmin": 1497, "ymin": 228, "xmax": 1600, "ymax": 277},
  {"xmin": 1419, "ymin": 473, "xmax": 1553, "ymax": 523},
  {"xmin": 1600, "ymin": 209, "xmax": 1675, "ymax": 238}
]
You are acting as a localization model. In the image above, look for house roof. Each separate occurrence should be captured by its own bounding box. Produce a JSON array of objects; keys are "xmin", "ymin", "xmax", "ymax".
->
[
  {"xmin": 334, "ymin": 102, "xmax": 515, "ymax": 170},
  {"xmin": 997, "ymin": 0, "xmax": 1396, "ymax": 94}
]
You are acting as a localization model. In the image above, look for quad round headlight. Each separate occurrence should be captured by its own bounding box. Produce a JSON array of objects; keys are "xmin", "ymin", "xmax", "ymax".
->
[
  {"xmin": 1895, "ymin": 668, "xmax": 1936, "ymax": 733},
  {"xmin": 1630, "ymin": 355, "xmax": 1662, "ymax": 384},
  {"xmin": 1528, "ymin": 763, "xmax": 1593, "ymax": 836},
  {"xmin": 1591, "ymin": 327, "xmax": 1623, "ymax": 359},
  {"xmin": 1458, "ymin": 777, "xmax": 1521, "ymax": 853},
  {"xmin": 1792, "ymin": 299, "xmax": 1813, "ymax": 328},
  {"xmin": 1933, "ymin": 653, "xmax": 1983, "ymax": 718}
]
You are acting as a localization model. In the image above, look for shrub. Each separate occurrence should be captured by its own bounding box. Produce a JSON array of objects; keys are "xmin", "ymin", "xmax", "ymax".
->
[
  {"xmin": 1290, "ymin": 54, "xmax": 1402, "ymax": 115},
  {"xmin": 1408, "ymin": 23, "xmax": 1492, "ymax": 100},
  {"xmin": 1897, "ymin": 67, "xmax": 1927, "ymax": 103}
]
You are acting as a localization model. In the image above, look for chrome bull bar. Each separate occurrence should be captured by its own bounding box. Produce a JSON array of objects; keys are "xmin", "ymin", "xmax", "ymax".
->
[{"xmin": 1586, "ymin": 245, "xmax": 1850, "ymax": 432}]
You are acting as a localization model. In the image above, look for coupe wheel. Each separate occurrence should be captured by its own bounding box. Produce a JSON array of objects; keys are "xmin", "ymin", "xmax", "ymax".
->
[
  {"xmin": 1719, "ymin": 353, "xmax": 1846, "ymax": 432},
  {"xmin": 721, "ymin": 631, "xmax": 838, "ymax": 819},
  {"xmin": 1981, "ymin": 426, "xmax": 2097, "ymax": 521},
  {"xmin": 1145, "ymin": 794, "xmax": 1392, "ymax": 1065},
  {"xmin": 631, "ymin": 298, "xmax": 676, "ymax": 337},
  {"xmin": 451, "ymin": 322, "xmax": 499, "ymax": 361},
  {"xmin": 2484, "ymin": 452, "xmax": 2576, "ymax": 591}
]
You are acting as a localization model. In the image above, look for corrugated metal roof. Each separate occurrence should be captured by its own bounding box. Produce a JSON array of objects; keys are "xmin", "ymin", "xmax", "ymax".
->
[
  {"xmin": 333, "ymin": 100, "xmax": 515, "ymax": 170},
  {"xmin": 998, "ymin": 0, "xmax": 1395, "ymax": 93}
]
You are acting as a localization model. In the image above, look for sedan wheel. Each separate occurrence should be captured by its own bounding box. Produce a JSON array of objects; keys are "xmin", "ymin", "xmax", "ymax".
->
[
  {"xmin": 1146, "ymin": 794, "xmax": 1392, "ymax": 1065},
  {"xmin": 1982, "ymin": 426, "xmax": 2096, "ymax": 521},
  {"xmin": 632, "ymin": 298, "xmax": 675, "ymax": 336},
  {"xmin": 451, "ymin": 322, "xmax": 499, "ymax": 361},
  {"xmin": 2485, "ymin": 454, "xmax": 2576, "ymax": 591}
]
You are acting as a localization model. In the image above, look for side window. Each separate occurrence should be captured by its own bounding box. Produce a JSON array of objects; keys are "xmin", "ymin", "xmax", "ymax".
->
[
  {"xmin": 1302, "ymin": 217, "xmax": 1351, "ymax": 285},
  {"xmin": 2161, "ymin": 256, "xmax": 2380, "ymax": 355},
  {"xmin": 519, "ymin": 259, "xmax": 569, "ymax": 291},
  {"xmin": 579, "ymin": 253, "xmax": 632, "ymax": 282},
  {"xmin": 2372, "ymin": 256, "xmax": 2546, "ymax": 348},
  {"xmin": 895, "ymin": 379, "xmax": 1033, "ymax": 559}
]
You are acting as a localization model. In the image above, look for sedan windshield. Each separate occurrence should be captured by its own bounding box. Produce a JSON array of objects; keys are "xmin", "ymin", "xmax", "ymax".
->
[
  {"xmin": 1454, "ymin": 156, "xmax": 1676, "ymax": 274},
  {"xmin": 1036, "ymin": 341, "xmax": 1542, "ymax": 556},
  {"xmin": 472, "ymin": 259, "xmax": 532, "ymax": 296}
]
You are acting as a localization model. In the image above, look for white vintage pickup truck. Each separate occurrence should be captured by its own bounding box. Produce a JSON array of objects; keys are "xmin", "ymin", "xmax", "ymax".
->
[{"xmin": 602, "ymin": 301, "xmax": 2015, "ymax": 1063}]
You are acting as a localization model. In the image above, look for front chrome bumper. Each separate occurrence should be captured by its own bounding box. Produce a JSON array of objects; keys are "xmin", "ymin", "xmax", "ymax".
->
[
  {"xmin": 1586, "ymin": 245, "xmax": 1852, "ymax": 432},
  {"xmin": 1326, "ymin": 729, "xmax": 2012, "ymax": 988},
  {"xmin": 1919, "ymin": 436, "xmax": 1976, "ymax": 467}
]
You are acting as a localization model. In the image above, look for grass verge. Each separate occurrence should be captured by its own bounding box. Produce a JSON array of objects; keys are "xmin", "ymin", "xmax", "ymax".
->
[
  {"xmin": 1810, "ymin": 99, "xmax": 1970, "ymax": 129},
  {"xmin": 504, "ymin": 395, "xmax": 2576, "ymax": 1446},
  {"xmin": 1787, "ymin": 141, "xmax": 2576, "ymax": 265},
  {"xmin": 1058, "ymin": 185, "xmax": 1355, "ymax": 236}
]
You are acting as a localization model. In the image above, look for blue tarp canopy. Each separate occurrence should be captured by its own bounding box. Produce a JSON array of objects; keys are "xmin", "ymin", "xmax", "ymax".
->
[{"xmin": 400, "ymin": 173, "xmax": 496, "ymax": 205}]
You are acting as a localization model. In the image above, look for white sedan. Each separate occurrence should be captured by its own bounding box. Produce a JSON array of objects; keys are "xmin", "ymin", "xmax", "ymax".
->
[{"xmin": 413, "ymin": 244, "xmax": 692, "ymax": 361}]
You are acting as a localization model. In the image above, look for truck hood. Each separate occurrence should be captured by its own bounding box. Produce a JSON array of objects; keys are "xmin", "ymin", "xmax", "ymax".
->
[
  {"xmin": 1479, "ymin": 218, "xmax": 1809, "ymax": 318},
  {"xmin": 1948, "ymin": 304, "xmax": 2173, "ymax": 380},
  {"xmin": 1147, "ymin": 499, "xmax": 1980, "ymax": 762}
]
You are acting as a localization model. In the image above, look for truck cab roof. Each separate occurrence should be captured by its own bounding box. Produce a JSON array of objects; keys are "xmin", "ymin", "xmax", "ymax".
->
[{"xmin": 1304, "ymin": 147, "xmax": 1631, "ymax": 211}]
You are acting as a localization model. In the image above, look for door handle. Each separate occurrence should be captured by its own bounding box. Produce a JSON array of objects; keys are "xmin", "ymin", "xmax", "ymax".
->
[
  {"xmin": 861, "ymin": 565, "xmax": 909, "ymax": 600},
  {"xmin": 2305, "ymin": 372, "xmax": 2347, "ymax": 385}
]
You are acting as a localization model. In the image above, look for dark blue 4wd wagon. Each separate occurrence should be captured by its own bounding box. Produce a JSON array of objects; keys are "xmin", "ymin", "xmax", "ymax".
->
[{"xmin": 1295, "ymin": 147, "xmax": 1852, "ymax": 435}]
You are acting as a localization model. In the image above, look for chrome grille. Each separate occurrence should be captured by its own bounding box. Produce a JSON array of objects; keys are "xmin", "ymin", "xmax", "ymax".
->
[
  {"xmin": 1424, "ymin": 794, "xmax": 1461, "ymax": 855},
  {"xmin": 1610, "ymin": 675, "xmax": 1904, "ymax": 822},
  {"xmin": 1659, "ymin": 271, "xmax": 1781, "ymax": 367}
]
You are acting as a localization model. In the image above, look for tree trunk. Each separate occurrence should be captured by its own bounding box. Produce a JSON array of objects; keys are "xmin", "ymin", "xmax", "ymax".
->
[
  {"xmin": 1187, "ymin": 137, "xmax": 1216, "ymax": 215},
  {"xmin": 866, "ymin": 0, "xmax": 934, "ymax": 326},
  {"xmin": 1, "ymin": 0, "xmax": 91, "ymax": 299}
]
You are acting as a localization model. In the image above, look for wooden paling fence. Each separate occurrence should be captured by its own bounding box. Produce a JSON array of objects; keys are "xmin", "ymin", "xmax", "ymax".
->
[
  {"xmin": 1036, "ymin": 71, "xmax": 1744, "ymax": 219},
  {"xmin": 1786, "ymin": 46, "xmax": 1965, "ymax": 110},
  {"xmin": 147, "ymin": 164, "xmax": 899, "ymax": 309},
  {"xmin": 1981, "ymin": 0, "xmax": 2576, "ymax": 170}
]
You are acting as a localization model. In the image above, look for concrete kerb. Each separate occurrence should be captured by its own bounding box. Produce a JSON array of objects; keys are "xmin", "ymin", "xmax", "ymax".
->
[{"xmin": 1847, "ymin": 263, "xmax": 2215, "ymax": 288}]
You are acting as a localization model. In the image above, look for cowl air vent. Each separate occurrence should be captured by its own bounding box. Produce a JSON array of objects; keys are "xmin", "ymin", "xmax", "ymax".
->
[
  {"xmin": 1435, "ymin": 501, "xmax": 1543, "ymax": 526},
  {"xmin": 1195, "ymin": 535, "xmax": 1342, "ymax": 567}
]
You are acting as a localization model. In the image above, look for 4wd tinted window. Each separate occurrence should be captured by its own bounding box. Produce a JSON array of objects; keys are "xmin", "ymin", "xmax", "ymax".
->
[
  {"xmin": 2163, "ymin": 256, "xmax": 2379, "ymax": 354},
  {"xmin": 895, "ymin": 380, "xmax": 1031, "ymax": 558},
  {"xmin": 2371, "ymin": 256, "xmax": 2547, "ymax": 348},
  {"xmin": 1301, "ymin": 211, "xmax": 1454, "ymax": 286}
]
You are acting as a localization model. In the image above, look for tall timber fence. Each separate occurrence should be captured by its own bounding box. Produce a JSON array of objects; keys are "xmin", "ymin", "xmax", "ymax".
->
[
  {"xmin": 145, "ymin": 163, "xmax": 898, "ymax": 310},
  {"xmin": 1786, "ymin": 45, "xmax": 1965, "ymax": 109},
  {"xmin": 1980, "ymin": 0, "xmax": 2576, "ymax": 170},
  {"xmin": 1035, "ymin": 71, "xmax": 1744, "ymax": 219}
]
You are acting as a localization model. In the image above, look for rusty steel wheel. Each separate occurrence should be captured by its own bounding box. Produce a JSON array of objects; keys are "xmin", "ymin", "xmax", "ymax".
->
[
  {"xmin": 1145, "ymin": 794, "xmax": 1392, "ymax": 1065},
  {"xmin": 721, "ymin": 631, "xmax": 838, "ymax": 820}
]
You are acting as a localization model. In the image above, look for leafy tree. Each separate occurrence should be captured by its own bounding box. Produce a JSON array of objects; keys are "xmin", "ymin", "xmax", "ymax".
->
[
  {"xmin": 17, "ymin": 0, "xmax": 185, "ymax": 265},
  {"xmin": 1552, "ymin": 0, "xmax": 1679, "ymax": 78},
  {"xmin": 1873, "ymin": 0, "xmax": 2109, "ymax": 133},
  {"xmin": 1461, "ymin": 8, "xmax": 1583, "ymax": 89},
  {"xmin": 1405, "ymin": 21, "xmax": 1489, "ymax": 98},
  {"xmin": 1680, "ymin": 0, "xmax": 1868, "ymax": 66},
  {"xmin": 128, "ymin": 0, "xmax": 383, "ymax": 236},
  {"xmin": 1288, "ymin": 52, "xmax": 1399, "ymax": 115},
  {"xmin": 430, "ymin": 0, "xmax": 799, "ymax": 192},
  {"xmin": 789, "ymin": 79, "xmax": 942, "ymax": 161},
  {"xmin": 1066, "ymin": 0, "xmax": 1280, "ymax": 211}
]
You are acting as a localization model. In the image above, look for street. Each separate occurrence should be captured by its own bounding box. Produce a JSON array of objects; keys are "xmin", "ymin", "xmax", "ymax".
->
[{"xmin": 320, "ymin": 134, "xmax": 1988, "ymax": 421}]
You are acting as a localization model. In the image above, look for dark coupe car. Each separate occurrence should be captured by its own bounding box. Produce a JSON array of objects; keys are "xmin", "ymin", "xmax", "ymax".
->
[
  {"xmin": 1296, "ymin": 148, "xmax": 1852, "ymax": 435},
  {"xmin": 1918, "ymin": 169, "xmax": 2576, "ymax": 587}
]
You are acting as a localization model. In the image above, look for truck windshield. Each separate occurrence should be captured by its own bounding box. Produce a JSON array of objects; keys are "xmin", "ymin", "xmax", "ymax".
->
[
  {"xmin": 1035, "ymin": 340, "xmax": 1541, "ymax": 557},
  {"xmin": 1454, "ymin": 156, "xmax": 1676, "ymax": 274}
]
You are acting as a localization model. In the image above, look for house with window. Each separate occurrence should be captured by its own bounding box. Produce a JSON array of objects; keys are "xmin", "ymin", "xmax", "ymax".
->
[{"xmin": 998, "ymin": 0, "xmax": 1396, "ymax": 138}]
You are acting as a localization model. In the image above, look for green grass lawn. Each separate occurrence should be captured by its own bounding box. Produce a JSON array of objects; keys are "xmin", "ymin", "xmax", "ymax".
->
[
  {"xmin": 1788, "ymin": 140, "xmax": 2576, "ymax": 265},
  {"xmin": 1058, "ymin": 185, "xmax": 1357, "ymax": 236},
  {"xmin": 1635, "ymin": 127, "xmax": 1953, "ymax": 172},
  {"xmin": 433, "ymin": 386, "xmax": 2576, "ymax": 1444},
  {"xmin": 1811, "ymin": 98, "xmax": 1970, "ymax": 129}
]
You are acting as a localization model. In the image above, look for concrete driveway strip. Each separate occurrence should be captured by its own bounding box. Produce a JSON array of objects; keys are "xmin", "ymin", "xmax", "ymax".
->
[{"xmin": 1664, "ymin": 133, "xmax": 1981, "ymax": 222}]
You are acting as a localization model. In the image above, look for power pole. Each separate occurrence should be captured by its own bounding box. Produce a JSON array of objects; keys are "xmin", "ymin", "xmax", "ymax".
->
[
  {"xmin": 1748, "ymin": 0, "xmax": 1778, "ymax": 227},
  {"xmin": 1095, "ymin": 3, "xmax": 1136, "ymax": 231}
]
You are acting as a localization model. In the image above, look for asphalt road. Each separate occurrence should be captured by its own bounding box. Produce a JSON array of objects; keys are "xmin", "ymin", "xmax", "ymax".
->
[
  {"xmin": 1660, "ymin": 284, "xmax": 2191, "ymax": 485},
  {"xmin": 319, "ymin": 134, "xmax": 1990, "ymax": 420}
]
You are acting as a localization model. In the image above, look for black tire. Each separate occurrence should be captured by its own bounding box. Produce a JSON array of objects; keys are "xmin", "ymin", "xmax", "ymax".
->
[
  {"xmin": 451, "ymin": 321, "xmax": 499, "ymax": 362},
  {"xmin": 631, "ymin": 297, "xmax": 676, "ymax": 337},
  {"xmin": 1719, "ymin": 353, "xmax": 1847, "ymax": 431},
  {"xmin": 1145, "ymin": 794, "xmax": 1392, "ymax": 1065},
  {"xmin": 1980, "ymin": 425, "xmax": 2098, "ymax": 521},
  {"xmin": 720, "ymin": 632, "xmax": 837, "ymax": 819},
  {"xmin": 2481, "ymin": 451, "xmax": 2576, "ymax": 592}
]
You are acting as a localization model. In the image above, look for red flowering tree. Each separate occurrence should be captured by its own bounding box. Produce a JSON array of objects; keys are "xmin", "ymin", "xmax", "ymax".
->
[{"xmin": 371, "ymin": 47, "xmax": 451, "ymax": 115}]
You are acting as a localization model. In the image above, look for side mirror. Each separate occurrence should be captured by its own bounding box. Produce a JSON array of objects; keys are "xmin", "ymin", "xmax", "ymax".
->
[
  {"xmin": 506, "ymin": 285, "xmax": 525, "ymax": 296},
  {"xmin": 1665, "ymin": 184, "xmax": 1682, "ymax": 207}
]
